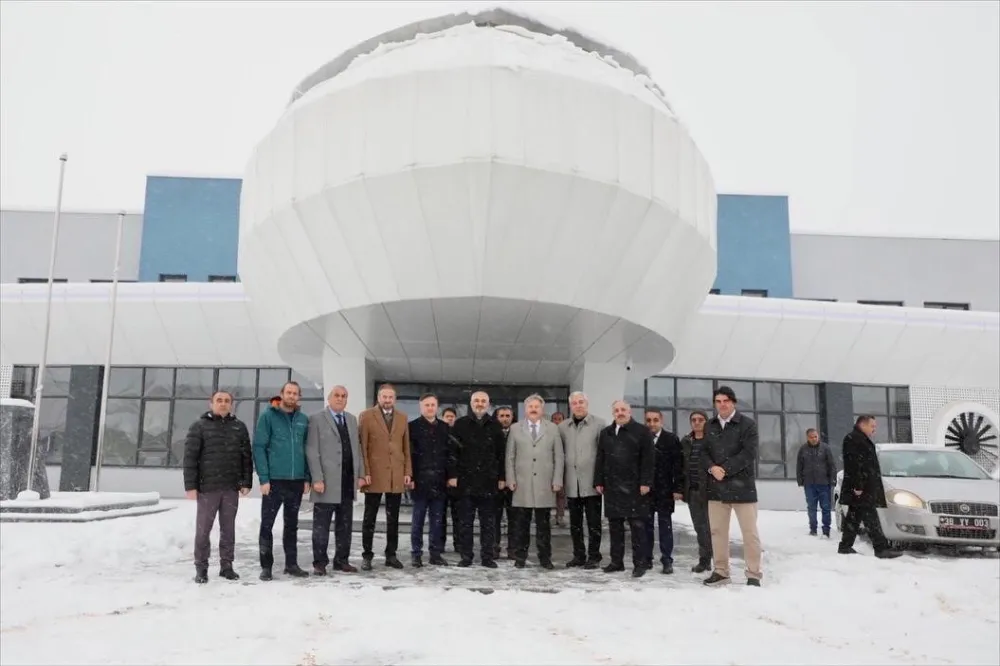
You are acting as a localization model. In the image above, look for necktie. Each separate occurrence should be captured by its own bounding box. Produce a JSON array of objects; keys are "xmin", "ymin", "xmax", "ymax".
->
[
  {"xmin": 531, "ymin": 423, "xmax": 538, "ymax": 440},
  {"xmin": 336, "ymin": 413, "xmax": 344, "ymax": 428}
]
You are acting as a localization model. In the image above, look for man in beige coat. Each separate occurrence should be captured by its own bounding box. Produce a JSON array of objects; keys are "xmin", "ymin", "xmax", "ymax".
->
[
  {"xmin": 358, "ymin": 384, "xmax": 412, "ymax": 570},
  {"xmin": 559, "ymin": 391, "xmax": 606, "ymax": 569},
  {"xmin": 505, "ymin": 394, "xmax": 564, "ymax": 569}
]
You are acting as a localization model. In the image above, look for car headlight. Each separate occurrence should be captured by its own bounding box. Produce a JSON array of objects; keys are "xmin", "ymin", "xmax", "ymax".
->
[{"xmin": 886, "ymin": 489, "xmax": 926, "ymax": 509}]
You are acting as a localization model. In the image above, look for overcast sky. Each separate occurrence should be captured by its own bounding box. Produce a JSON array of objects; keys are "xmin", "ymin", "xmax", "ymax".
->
[{"xmin": 1, "ymin": 0, "xmax": 997, "ymax": 239}]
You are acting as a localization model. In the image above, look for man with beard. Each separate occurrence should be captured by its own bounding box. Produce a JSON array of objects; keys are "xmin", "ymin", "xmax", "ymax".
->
[
  {"xmin": 595, "ymin": 400, "xmax": 655, "ymax": 578},
  {"xmin": 679, "ymin": 410, "xmax": 713, "ymax": 573},
  {"xmin": 408, "ymin": 394, "xmax": 452, "ymax": 567},
  {"xmin": 559, "ymin": 391, "xmax": 605, "ymax": 569},
  {"xmin": 493, "ymin": 405, "xmax": 515, "ymax": 560},
  {"xmin": 838, "ymin": 415, "xmax": 902, "ymax": 559},
  {"xmin": 448, "ymin": 391, "xmax": 506, "ymax": 568}
]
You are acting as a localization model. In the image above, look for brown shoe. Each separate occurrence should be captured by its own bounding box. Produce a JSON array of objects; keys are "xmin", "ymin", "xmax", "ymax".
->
[{"xmin": 334, "ymin": 562, "xmax": 359, "ymax": 573}]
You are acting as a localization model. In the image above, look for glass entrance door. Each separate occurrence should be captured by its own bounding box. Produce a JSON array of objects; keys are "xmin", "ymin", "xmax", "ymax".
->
[{"xmin": 377, "ymin": 382, "xmax": 569, "ymax": 424}]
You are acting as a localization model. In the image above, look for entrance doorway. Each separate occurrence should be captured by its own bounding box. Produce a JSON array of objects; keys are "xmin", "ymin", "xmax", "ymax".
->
[{"xmin": 373, "ymin": 382, "xmax": 570, "ymax": 423}]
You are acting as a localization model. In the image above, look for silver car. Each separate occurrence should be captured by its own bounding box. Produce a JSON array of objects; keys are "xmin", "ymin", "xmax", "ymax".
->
[{"xmin": 835, "ymin": 444, "xmax": 1000, "ymax": 551}]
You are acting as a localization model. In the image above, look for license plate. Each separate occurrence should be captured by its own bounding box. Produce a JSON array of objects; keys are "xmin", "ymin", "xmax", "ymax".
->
[{"xmin": 939, "ymin": 516, "xmax": 990, "ymax": 529}]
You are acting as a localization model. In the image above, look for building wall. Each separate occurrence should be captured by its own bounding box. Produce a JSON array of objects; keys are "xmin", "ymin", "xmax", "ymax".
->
[
  {"xmin": 0, "ymin": 209, "xmax": 143, "ymax": 283},
  {"xmin": 712, "ymin": 194, "xmax": 794, "ymax": 298},
  {"xmin": 138, "ymin": 176, "xmax": 242, "ymax": 282},
  {"xmin": 790, "ymin": 234, "xmax": 1000, "ymax": 312}
]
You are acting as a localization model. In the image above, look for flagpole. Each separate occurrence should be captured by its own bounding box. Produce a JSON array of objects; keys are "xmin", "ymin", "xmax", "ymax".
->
[
  {"xmin": 22, "ymin": 153, "xmax": 68, "ymax": 499},
  {"xmin": 93, "ymin": 210, "xmax": 126, "ymax": 493}
]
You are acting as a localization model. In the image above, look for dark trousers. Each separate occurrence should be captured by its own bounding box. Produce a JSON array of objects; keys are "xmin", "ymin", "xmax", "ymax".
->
[
  {"xmin": 608, "ymin": 517, "xmax": 647, "ymax": 567},
  {"xmin": 458, "ymin": 495, "xmax": 496, "ymax": 563},
  {"xmin": 840, "ymin": 503, "xmax": 889, "ymax": 551},
  {"xmin": 512, "ymin": 506, "xmax": 553, "ymax": 563},
  {"xmin": 411, "ymin": 494, "xmax": 447, "ymax": 557},
  {"xmin": 642, "ymin": 507, "xmax": 674, "ymax": 566},
  {"xmin": 362, "ymin": 492, "xmax": 402, "ymax": 559},
  {"xmin": 311, "ymin": 493, "xmax": 354, "ymax": 567},
  {"xmin": 259, "ymin": 479, "xmax": 304, "ymax": 570},
  {"xmin": 442, "ymin": 493, "xmax": 461, "ymax": 549},
  {"xmin": 568, "ymin": 495, "xmax": 603, "ymax": 562},
  {"xmin": 687, "ymin": 488, "xmax": 713, "ymax": 563},
  {"xmin": 805, "ymin": 484, "xmax": 833, "ymax": 534},
  {"xmin": 494, "ymin": 489, "xmax": 513, "ymax": 554},
  {"xmin": 194, "ymin": 489, "xmax": 239, "ymax": 570}
]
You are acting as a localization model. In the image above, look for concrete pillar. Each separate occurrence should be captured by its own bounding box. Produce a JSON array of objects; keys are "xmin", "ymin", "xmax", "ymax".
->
[
  {"xmin": 321, "ymin": 350, "xmax": 372, "ymax": 416},
  {"xmin": 570, "ymin": 361, "xmax": 629, "ymax": 423},
  {"xmin": 61, "ymin": 365, "xmax": 102, "ymax": 492},
  {"xmin": 820, "ymin": 382, "xmax": 854, "ymax": 469}
]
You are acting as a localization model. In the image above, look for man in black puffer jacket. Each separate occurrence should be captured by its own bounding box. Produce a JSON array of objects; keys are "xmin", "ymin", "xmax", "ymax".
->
[{"xmin": 183, "ymin": 391, "xmax": 253, "ymax": 584}]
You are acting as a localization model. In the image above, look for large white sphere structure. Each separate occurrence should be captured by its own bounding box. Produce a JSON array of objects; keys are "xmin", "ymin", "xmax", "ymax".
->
[{"xmin": 238, "ymin": 8, "xmax": 717, "ymax": 405}]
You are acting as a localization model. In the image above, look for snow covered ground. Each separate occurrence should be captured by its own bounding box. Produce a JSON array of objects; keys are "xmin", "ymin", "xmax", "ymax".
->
[{"xmin": 1, "ymin": 500, "xmax": 997, "ymax": 665}]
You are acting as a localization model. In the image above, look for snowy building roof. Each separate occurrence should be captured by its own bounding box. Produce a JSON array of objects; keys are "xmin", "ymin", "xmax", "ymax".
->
[{"xmin": 287, "ymin": 7, "xmax": 672, "ymax": 112}]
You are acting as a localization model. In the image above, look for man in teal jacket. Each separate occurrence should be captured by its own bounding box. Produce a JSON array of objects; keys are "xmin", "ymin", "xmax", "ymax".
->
[{"xmin": 254, "ymin": 381, "xmax": 311, "ymax": 581}]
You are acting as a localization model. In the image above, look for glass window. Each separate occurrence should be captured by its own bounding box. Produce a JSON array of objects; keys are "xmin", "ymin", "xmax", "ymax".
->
[
  {"xmin": 758, "ymin": 462, "xmax": 785, "ymax": 479},
  {"xmin": 676, "ymin": 378, "xmax": 713, "ymax": 409},
  {"xmin": 755, "ymin": 382, "xmax": 782, "ymax": 411},
  {"xmin": 783, "ymin": 384, "xmax": 818, "ymax": 413},
  {"xmin": 291, "ymin": 371, "xmax": 324, "ymax": 399},
  {"xmin": 717, "ymin": 380, "xmax": 754, "ymax": 410},
  {"xmin": 297, "ymin": 399, "xmax": 325, "ymax": 417},
  {"xmin": 624, "ymin": 373, "xmax": 645, "ymax": 406},
  {"xmin": 108, "ymin": 367, "xmax": 143, "ymax": 397},
  {"xmin": 852, "ymin": 386, "xmax": 888, "ymax": 415},
  {"xmin": 103, "ymin": 398, "xmax": 141, "ymax": 466},
  {"xmin": 140, "ymin": 401, "xmax": 171, "ymax": 451},
  {"xmin": 784, "ymin": 413, "xmax": 819, "ymax": 474},
  {"xmin": 889, "ymin": 387, "xmax": 911, "ymax": 418},
  {"xmin": 170, "ymin": 399, "xmax": 207, "ymax": 466},
  {"xmin": 39, "ymin": 397, "xmax": 68, "ymax": 464},
  {"xmin": 235, "ymin": 400, "xmax": 257, "ymax": 438},
  {"xmin": 218, "ymin": 368, "xmax": 257, "ymax": 399},
  {"xmin": 175, "ymin": 368, "xmax": 215, "ymax": 399},
  {"xmin": 258, "ymin": 368, "xmax": 291, "ymax": 398},
  {"xmin": 10, "ymin": 366, "xmax": 36, "ymax": 399},
  {"xmin": 645, "ymin": 377, "xmax": 674, "ymax": 408},
  {"xmin": 138, "ymin": 450, "xmax": 170, "ymax": 466},
  {"xmin": 42, "ymin": 367, "xmax": 71, "ymax": 396},
  {"xmin": 893, "ymin": 417, "xmax": 912, "ymax": 443},
  {"xmin": 630, "ymin": 406, "xmax": 646, "ymax": 422},
  {"xmin": 756, "ymin": 414, "xmax": 783, "ymax": 462},
  {"xmin": 144, "ymin": 367, "xmax": 174, "ymax": 398}
]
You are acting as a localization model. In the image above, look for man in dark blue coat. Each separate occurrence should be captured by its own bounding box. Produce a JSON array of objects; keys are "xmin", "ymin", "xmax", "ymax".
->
[
  {"xmin": 408, "ymin": 394, "xmax": 453, "ymax": 567},
  {"xmin": 642, "ymin": 408, "xmax": 683, "ymax": 574}
]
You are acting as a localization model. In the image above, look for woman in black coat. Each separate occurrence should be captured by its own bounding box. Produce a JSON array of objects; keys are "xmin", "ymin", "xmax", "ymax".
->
[{"xmin": 838, "ymin": 416, "xmax": 899, "ymax": 558}]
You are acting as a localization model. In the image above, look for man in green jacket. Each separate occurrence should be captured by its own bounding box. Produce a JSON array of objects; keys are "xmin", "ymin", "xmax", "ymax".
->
[{"xmin": 254, "ymin": 381, "xmax": 311, "ymax": 581}]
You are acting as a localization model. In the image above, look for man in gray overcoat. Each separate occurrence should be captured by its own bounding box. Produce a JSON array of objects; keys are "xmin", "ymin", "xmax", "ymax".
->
[
  {"xmin": 505, "ymin": 394, "xmax": 564, "ymax": 569},
  {"xmin": 306, "ymin": 385, "xmax": 362, "ymax": 575},
  {"xmin": 559, "ymin": 391, "xmax": 606, "ymax": 569}
]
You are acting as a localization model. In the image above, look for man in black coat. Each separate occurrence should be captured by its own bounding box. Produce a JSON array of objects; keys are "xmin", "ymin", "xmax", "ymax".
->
[
  {"xmin": 447, "ymin": 391, "xmax": 506, "ymax": 568},
  {"xmin": 838, "ymin": 415, "xmax": 902, "ymax": 559},
  {"xmin": 493, "ymin": 405, "xmax": 515, "ymax": 560},
  {"xmin": 183, "ymin": 390, "xmax": 253, "ymax": 584},
  {"xmin": 679, "ymin": 410, "xmax": 713, "ymax": 573},
  {"xmin": 439, "ymin": 407, "xmax": 461, "ymax": 552},
  {"xmin": 703, "ymin": 386, "xmax": 763, "ymax": 587},
  {"xmin": 796, "ymin": 427, "xmax": 838, "ymax": 537},
  {"xmin": 595, "ymin": 400, "xmax": 655, "ymax": 578},
  {"xmin": 642, "ymin": 408, "xmax": 683, "ymax": 574},
  {"xmin": 408, "ymin": 394, "xmax": 453, "ymax": 567}
]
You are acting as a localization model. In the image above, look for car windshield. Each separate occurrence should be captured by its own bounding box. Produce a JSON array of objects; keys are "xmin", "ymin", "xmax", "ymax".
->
[{"xmin": 878, "ymin": 449, "xmax": 992, "ymax": 480}]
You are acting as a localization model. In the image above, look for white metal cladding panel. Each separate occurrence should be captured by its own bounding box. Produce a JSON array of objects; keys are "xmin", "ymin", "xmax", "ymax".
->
[{"xmin": 911, "ymin": 385, "xmax": 1000, "ymax": 445}]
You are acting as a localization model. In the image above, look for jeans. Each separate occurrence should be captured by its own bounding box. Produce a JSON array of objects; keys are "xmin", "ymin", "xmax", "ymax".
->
[
  {"xmin": 512, "ymin": 507, "xmax": 553, "ymax": 563},
  {"xmin": 259, "ymin": 479, "xmax": 304, "ymax": 570},
  {"xmin": 362, "ymin": 492, "xmax": 402, "ymax": 559},
  {"xmin": 194, "ymin": 489, "xmax": 239, "ymax": 570},
  {"xmin": 411, "ymin": 495, "xmax": 447, "ymax": 558},
  {"xmin": 458, "ymin": 495, "xmax": 496, "ymax": 563},
  {"xmin": 804, "ymin": 483, "xmax": 832, "ymax": 534},
  {"xmin": 642, "ymin": 507, "xmax": 674, "ymax": 566},
  {"xmin": 311, "ymin": 494, "xmax": 354, "ymax": 567},
  {"xmin": 567, "ymin": 495, "xmax": 603, "ymax": 562},
  {"xmin": 608, "ymin": 517, "xmax": 646, "ymax": 567}
]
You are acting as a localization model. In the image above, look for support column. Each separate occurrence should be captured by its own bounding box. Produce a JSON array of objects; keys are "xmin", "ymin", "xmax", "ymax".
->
[
  {"xmin": 321, "ymin": 350, "xmax": 373, "ymax": 415},
  {"xmin": 820, "ymin": 382, "xmax": 854, "ymax": 469},
  {"xmin": 570, "ymin": 361, "xmax": 628, "ymax": 423},
  {"xmin": 60, "ymin": 365, "xmax": 102, "ymax": 492}
]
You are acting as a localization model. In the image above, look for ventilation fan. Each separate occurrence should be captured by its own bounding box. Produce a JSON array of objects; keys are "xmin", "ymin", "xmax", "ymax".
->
[{"xmin": 945, "ymin": 412, "xmax": 999, "ymax": 471}]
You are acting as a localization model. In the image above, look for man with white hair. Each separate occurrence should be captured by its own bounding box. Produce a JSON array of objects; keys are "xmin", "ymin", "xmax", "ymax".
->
[
  {"xmin": 558, "ymin": 391, "xmax": 606, "ymax": 569},
  {"xmin": 505, "ymin": 394, "xmax": 564, "ymax": 569},
  {"xmin": 448, "ymin": 391, "xmax": 507, "ymax": 568}
]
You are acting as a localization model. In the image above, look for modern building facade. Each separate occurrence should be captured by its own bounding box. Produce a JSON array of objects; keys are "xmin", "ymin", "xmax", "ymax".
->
[{"xmin": 1, "ymin": 9, "xmax": 998, "ymax": 508}]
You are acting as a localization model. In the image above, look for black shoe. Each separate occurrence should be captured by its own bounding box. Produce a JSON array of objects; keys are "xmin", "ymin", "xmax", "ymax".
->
[
  {"xmin": 838, "ymin": 546, "xmax": 858, "ymax": 555},
  {"xmin": 482, "ymin": 560, "xmax": 498, "ymax": 569},
  {"xmin": 284, "ymin": 566, "xmax": 309, "ymax": 578},
  {"xmin": 361, "ymin": 558, "xmax": 373, "ymax": 571},
  {"xmin": 632, "ymin": 566, "xmax": 647, "ymax": 578},
  {"xmin": 506, "ymin": 549, "xmax": 516, "ymax": 561},
  {"xmin": 514, "ymin": 559, "xmax": 526, "ymax": 569},
  {"xmin": 457, "ymin": 558, "xmax": 473, "ymax": 568},
  {"xmin": 823, "ymin": 532, "xmax": 831, "ymax": 538},
  {"xmin": 692, "ymin": 560, "xmax": 711, "ymax": 573},
  {"xmin": 566, "ymin": 557, "xmax": 587, "ymax": 568},
  {"xmin": 661, "ymin": 563, "xmax": 674, "ymax": 575},
  {"xmin": 194, "ymin": 569, "xmax": 208, "ymax": 584},
  {"xmin": 703, "ymin": 572, "xmax": 731, "ymax": 587},
  {"xmin": 219, "ymin": 567, "xmax": 240, "ymax": 581},
  {"xmin": 747, "ymin": 578, "xmax": 761, "ymax": 587},
  {"xmin": 875, "ymin": 549, "xmax": 902, "ymax": 559},
  {"xmin": 259, "ymin": 568, "xmax": 273, "ymax": 581},
  {"xmin": 411, "ymin": 556, "xmax": 423, "ymax": 568},
  {"xmin": 313, "ymin": 565, "xmax": 328, "ymax": 576},
  {"xmin": 429, "ymin": 556, "xmax": 449, "ymax": 566},
  {"xmin": 385, "ymin": 556, "xmax": 404, "ymax": 569},
  {"xmin": 602, "ymin": 562, "xmax": 625, "ymax": 573},
  {"xmin": 809, "ymin": 530, "xmax": 817, "ymax": 536},
  {"xmin": 539, "ymin": 560, "xmax": 554, "ymax": 570},
  {"xmin": 334, "ymin": 562, "xmax": 359, "ymax": 573},
  {"xmin": 583, "ymin": 559, "xmax": 600, "ymax": 570}
]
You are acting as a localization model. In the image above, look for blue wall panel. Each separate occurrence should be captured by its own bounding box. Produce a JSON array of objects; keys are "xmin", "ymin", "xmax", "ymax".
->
[
  {"xmin": 712, "ymin": 194, "xmax": 793, "ymax": 298},
  {"xmin": 138, "ymin": 176, "xmax": 242, "ymax": 282}
]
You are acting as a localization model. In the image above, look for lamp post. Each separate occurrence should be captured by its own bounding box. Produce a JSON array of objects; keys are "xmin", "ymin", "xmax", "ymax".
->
[
  {"xmin": 22, "ymin": 154, "xmax": 68, "ymax": 499},
  {"xmin": 93, "ymin": 210, "xmax": 126, "ymax": 493}
]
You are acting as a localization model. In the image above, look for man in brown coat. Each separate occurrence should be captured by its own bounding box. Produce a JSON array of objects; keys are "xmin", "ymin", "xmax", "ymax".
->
[{"xmin": 359, "ymin": 384, "xmax": 412, "ymax": 570}]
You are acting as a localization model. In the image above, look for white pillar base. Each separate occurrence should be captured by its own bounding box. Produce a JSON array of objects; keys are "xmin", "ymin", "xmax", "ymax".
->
[
  {"xmin": 321, "ymin": 350, "xmax": 373, "ymax": 415},
  {"xmin": 570, "ymin": 361, "xmax": 628, "ymax": 423}
]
